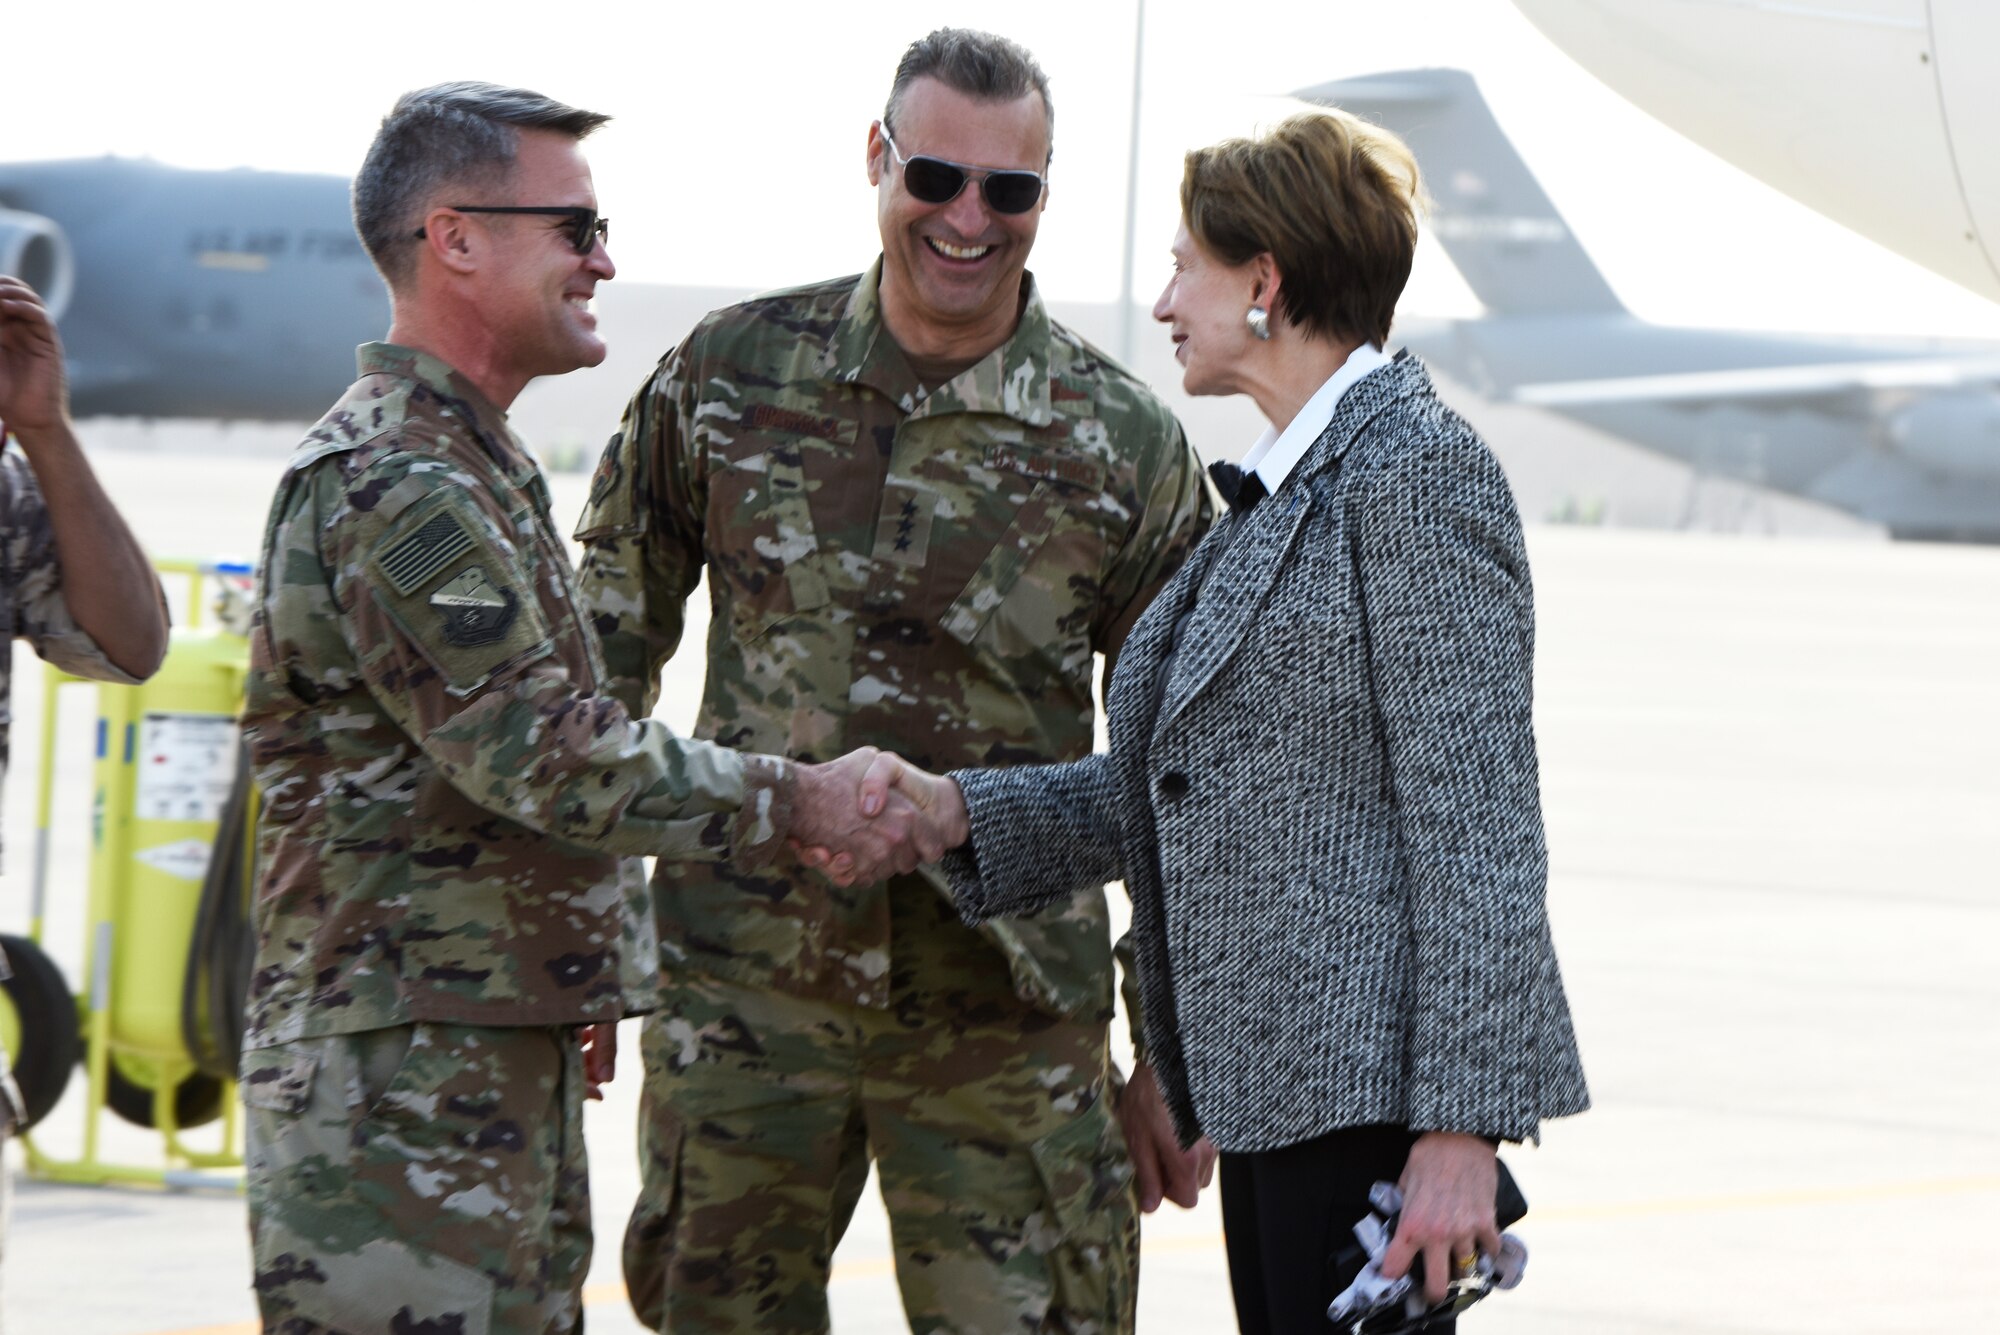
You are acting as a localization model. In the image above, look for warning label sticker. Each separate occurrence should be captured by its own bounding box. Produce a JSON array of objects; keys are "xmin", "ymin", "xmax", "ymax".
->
[
  {"xmin": 135, "ymin": 838, "xmax": 214, "ymax": 883},
  {"xmin": 136, "ymin": 713, "xmax": 238, "ymax": 824}
]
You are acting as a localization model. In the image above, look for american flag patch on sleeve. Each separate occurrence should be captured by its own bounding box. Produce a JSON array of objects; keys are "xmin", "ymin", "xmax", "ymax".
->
[{"xmin": 379, "ymin": 509, "xmax": 477, "ymax": 595}]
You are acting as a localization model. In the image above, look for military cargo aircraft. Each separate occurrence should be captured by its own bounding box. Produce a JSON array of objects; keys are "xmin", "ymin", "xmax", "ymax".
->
[
  {"xmin": 0, "ymin": 158, "xmax": 386, "ymax": 420},
  {"xmin": 1306, "ymin": 69, "xmax": 2000, "ymax": 542}
]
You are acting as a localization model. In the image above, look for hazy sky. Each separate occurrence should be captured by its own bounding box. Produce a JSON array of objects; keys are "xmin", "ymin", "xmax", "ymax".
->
[{"xmin": 12, "ymin": 0, "xmax": 2000, "ymax": 340}]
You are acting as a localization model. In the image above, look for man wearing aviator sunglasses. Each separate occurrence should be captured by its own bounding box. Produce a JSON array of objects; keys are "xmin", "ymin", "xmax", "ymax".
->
[
  {"xmin": 878, "ymin": 126, "xmax": 1048, "ymax": 216},
  {"xmin": 578, "ymin": 26, "xmax": 1217, "ymax": 1335}
]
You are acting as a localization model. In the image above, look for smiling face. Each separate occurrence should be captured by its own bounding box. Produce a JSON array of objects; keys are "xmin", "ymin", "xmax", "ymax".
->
[
  {"xmin": 1152, "ymin": 222, "xmax": 1260, "ymax": 399},
  {"xmin": 867, "ymin": 76, "xmax": 1049, "ymax": 356},
  {"xmin": 473, "ymin": 127, "xmax": 616, "ymax": 381}
]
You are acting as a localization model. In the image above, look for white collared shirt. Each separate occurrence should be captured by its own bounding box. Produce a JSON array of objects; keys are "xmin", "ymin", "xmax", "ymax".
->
[{"xmin": 1240, "ymin": 342, "xmax": 1394, "ymax": 494}]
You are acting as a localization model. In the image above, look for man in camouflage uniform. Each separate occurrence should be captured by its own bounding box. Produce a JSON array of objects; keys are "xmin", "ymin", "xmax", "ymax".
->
[
  {"xmin": 575, "ymin": 30, "xmax": 1216, "ymax": 1335},
  {"xmin": 239, "ymin": 84, "xmax": 929, "ymax": 1335},
  {"xmin": 0, "ymin": 275, "xmax": 170, "ymax": 1297}
]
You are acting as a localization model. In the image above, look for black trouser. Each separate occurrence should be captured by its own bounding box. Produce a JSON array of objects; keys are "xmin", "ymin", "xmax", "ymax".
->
[{"xmin": 1220, "ymin": 1123, "xmax": 1454, "ymax": 1334}]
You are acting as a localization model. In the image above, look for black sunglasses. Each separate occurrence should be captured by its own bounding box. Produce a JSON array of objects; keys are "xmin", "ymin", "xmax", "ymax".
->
[
  {"xmin": 880, "ymin": 126, "xmax": 1047, "ymax": 216},
  {"xmin": 414, "ymin": 205, "xmax": 609, "ymax": 255}
]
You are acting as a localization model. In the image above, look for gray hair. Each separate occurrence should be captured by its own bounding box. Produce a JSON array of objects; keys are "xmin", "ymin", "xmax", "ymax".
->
[
  {"xmin": 353, "ymin": 81, "xmax": 610, "ymax": 286},
  {"xmin": 884, "ymin": 28, "xmax": 1054, "ymax": 160}
]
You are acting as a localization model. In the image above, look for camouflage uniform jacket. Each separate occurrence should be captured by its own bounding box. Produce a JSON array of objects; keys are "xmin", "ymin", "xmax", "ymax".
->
[
  {"xmin": 576, "ymin": 265, "xmax": 1212, "ymax": 1016},
  {"xmin": 1, "ymin": 445, "xmax": 154, "ymax": 1127},
  {"xmin": 241, "ymin": 343, "xmax": 793, "ymax": 1049}
]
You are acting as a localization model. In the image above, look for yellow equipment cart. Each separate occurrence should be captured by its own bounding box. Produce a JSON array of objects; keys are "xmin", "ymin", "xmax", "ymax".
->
[{"xmin": 6, "ymin": 559, "xmax": 254, "ymax": 1188}]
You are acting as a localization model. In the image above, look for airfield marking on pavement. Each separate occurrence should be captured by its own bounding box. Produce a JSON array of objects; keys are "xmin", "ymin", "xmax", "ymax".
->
[{"xmin": 143, "ymin": 1173, "xmax": 2000, "ymax": 1335}]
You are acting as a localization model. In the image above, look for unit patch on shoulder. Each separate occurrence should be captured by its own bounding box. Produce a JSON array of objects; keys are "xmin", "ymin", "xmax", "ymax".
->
[
  {"xmin": 429, "ymin": 566, "xmax": 519, "ymax": 647},
  {"xmin": 588, "ymin": 436, "xmax": 626, "ymax": 510},
  {"xmin": 362, "ymin": 494, "xmax": 554, "ymax": 696},
  {"xmin": 379, "ymin": 510, "xmax": 477, "ymax": 595}
]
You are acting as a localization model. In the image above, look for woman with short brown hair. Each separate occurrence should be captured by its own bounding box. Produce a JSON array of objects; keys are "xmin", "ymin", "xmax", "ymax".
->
[{"xmin": 830, "ymin": 108, "xmax": 1589, "ymax": 1333}]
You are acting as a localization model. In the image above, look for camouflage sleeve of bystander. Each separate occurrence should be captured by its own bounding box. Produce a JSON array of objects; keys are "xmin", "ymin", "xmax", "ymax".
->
[{"xmin": 572, "ymin": 340, "xmax": 708, "ymax": 721}]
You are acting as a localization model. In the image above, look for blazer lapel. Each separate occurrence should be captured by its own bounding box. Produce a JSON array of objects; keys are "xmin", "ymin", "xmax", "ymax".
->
[
  {"xmin": 1105, "ymin": 520, "xmax": 1226, "ymax": 763},
  {"xmin": 1154, "ymin": 486, "xmax": 1315, "ymax": 734},
  {"xmin": 1149, "ymin": 356, "xmax": 1427, "ymax": 736}
]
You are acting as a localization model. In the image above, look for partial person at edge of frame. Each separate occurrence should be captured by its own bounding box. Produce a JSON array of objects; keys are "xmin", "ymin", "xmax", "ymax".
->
[
  {"xmin": 573, "ymin": 25, "xmax": 1217, "ymax": 1335},
  {"xmin": 817, "ymin": 108, "xmax": 1592, "ymax": 1334},
  {"xmin": 0, "ymin": 271, "xmax": 171, "ymax": 1321},
  {"xmin": 235, "ymin": 82, "xmax": 934, "ymax": 1335}
]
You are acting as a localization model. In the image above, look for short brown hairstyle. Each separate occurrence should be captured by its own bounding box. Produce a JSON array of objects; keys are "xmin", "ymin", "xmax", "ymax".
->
[
  {"xmin": 354, "ymin": 82, "xmax": 611, "ymax": 287},
  {"xmin": 884, "ymin": 28, "xmax": 1054, "ymax": 160},
  {"xmin": 1181, "ymin": 111, "xmax": 1422, "ymax": 346}
]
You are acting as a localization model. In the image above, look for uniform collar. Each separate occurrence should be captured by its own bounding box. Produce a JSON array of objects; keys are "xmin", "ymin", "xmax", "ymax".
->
[
  {"xmin": 819, "ymin": 259, "xmax": 1055, "ymax": 427},
  {"xmin": 356, "ymin": 341, "xmax": 540, "ymax": 484}
]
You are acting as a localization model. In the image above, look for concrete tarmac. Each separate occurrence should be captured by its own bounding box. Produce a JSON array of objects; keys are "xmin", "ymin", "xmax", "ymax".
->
[{"xmin": 4, "ymin": 449, "xmax": 1997, "ymax": 1333}]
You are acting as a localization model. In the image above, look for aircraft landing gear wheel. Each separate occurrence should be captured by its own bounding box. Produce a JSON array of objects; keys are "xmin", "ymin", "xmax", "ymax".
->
[
  {"xmin": 0, "ymin": 933, "xmax": 81, "ymax": 1131},
  {"xmin": 104, "ymin": 1054, "xmax": 225, "ymax": 1130}
]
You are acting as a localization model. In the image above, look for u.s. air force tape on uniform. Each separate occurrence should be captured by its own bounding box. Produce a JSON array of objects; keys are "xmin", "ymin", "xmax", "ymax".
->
[{"xmin": 365, "ymin": 494, "xmax": 554, "ymax": 696}]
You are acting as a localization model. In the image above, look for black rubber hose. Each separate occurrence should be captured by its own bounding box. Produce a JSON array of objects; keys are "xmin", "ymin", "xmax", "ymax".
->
[{"xmin": 181, "ymin": 741, "xmax": 255, "ymax": 1082}]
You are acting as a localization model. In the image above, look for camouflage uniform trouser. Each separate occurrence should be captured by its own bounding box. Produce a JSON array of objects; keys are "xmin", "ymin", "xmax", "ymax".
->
[
  {"xmin": 241, "ymin": 1022, "xmax": 591, "ymax": 1335},
  {"xmin": 624, "ymin": 882, "xmax": 1138, "ymax": 1334}
]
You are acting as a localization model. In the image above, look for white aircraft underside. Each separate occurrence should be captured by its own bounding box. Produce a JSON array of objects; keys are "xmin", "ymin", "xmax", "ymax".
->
[
  {"xmin": 1511, "ymin": 0, "xmax": 2000, "ymax": 304},
  {"xmin": 1303, "ymin": 65, "xmax": 2000, "ymax": 539}
]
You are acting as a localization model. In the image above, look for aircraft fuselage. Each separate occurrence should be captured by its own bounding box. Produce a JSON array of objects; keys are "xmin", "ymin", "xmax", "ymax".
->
[
  {"xmin": 1405, "ymin": 315, "xmax": 2000, "ymax": 540},
  {"xmin": 0, "ymin": 158, "xmax": 388, "ymax": 422}
]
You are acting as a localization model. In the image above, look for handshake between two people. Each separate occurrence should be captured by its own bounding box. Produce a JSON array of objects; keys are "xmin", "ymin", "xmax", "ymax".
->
[
  {"xmin": 790, "ymin": 748, "xmax": 968, "ymax": 887},
  {"xmin": 790, "ymin": 747, "xmax": 1224, "ymax": 1212}
]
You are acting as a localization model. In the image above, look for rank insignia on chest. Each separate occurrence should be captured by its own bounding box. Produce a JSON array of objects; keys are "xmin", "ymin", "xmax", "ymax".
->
[
  {"xmin": 429, "ymin": 566, "xmax": 518, "ymax": 646},
  {"xmin": 871, "ymin": 484, "xmax": 936, "ymax": 568}
]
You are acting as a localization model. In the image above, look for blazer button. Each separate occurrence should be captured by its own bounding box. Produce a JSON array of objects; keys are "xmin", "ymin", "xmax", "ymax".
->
[{"xmin": 1157, "ymin": 771, "xmax": 1190, "ymax": 800}]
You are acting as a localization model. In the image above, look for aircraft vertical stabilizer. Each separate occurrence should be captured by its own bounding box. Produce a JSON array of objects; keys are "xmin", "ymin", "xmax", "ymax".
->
[{"xmin": 1296, "ymin": 69, "xmax": 1626, "ymax": 317}]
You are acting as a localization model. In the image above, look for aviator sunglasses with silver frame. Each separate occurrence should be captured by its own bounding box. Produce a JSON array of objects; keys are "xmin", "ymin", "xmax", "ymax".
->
[{"xmin": 878, "ymin": 124, "xmax": 1048, "ymax": 216}]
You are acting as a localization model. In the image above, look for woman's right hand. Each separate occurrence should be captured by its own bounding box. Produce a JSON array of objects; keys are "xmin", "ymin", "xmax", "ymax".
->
[
  {"xmin": 1382, "ymin": 1131, "xmax": 1503, "ymax": 1305},
  {"xmin": 856, "ymin": 751, "xmax": 970, "ymax": 855},
  {"xmin": 792, "ymin": 750, "xmax": 970, "ymax": 880}
]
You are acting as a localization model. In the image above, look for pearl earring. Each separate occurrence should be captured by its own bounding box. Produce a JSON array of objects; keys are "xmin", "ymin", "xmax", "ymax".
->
[{"xmin": 1246, "ymin": 305, "xmax": 1272, "ymax": 341}]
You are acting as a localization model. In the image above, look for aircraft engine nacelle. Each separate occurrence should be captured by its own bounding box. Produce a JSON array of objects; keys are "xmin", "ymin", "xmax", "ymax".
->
[
  {"xmin": 0, "ymin": 208, "xmax": 75, "ymax": 323},
  {"xmin": 1887, "ymin": 394, "xmax": 2000, "ymax": 485}
]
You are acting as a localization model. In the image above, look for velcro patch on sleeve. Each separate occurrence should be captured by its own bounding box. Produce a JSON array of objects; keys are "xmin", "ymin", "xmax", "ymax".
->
[
  {"xmin": 365, "ymin": 494, "xmax": 555, "ymax": 696},
  {"xmin": 429, "ymin": 566, "xmax": 519, "ymax": 647},
  {"xmin": 378, "ymin": 509, "xmax": 477, "ymax": 595}
]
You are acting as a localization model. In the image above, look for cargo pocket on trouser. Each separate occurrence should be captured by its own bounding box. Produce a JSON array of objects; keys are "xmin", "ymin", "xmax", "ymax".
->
[
  {"xmin": 240, "ymin": 1042, "xmax": 322, "ymax": 1264},
  {"xmin": 242, "ymin": 1030, "xmax": 499, "ymax": 1335},
  {"xmin": 1028, "ymin": 1103, "xmax": 1139, "ymax": 1335},
  {"xmin": 622, "ymin": 1102, "xmax": 686, "ymax": 1331}
]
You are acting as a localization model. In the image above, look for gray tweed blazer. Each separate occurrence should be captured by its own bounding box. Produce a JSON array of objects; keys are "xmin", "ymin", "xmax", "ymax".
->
[{"xmin": 942, "ymin": 354, "xmax": 1588, "ymax": 1153}]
